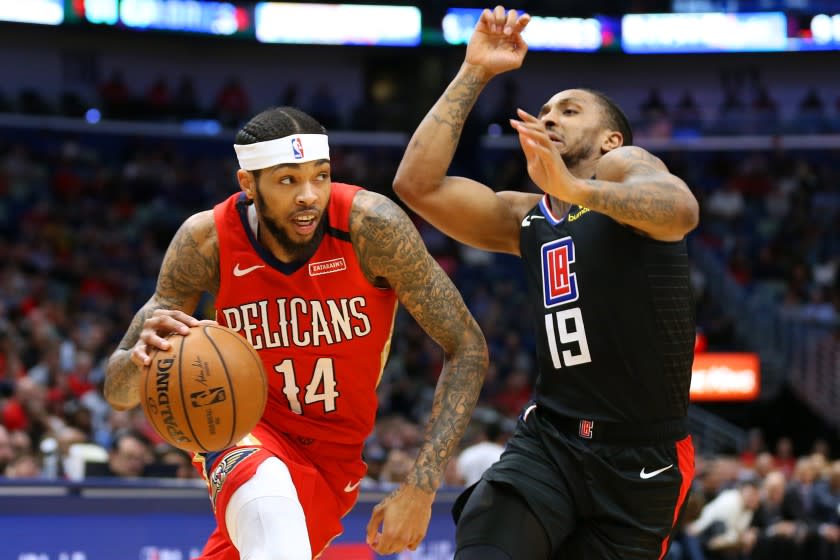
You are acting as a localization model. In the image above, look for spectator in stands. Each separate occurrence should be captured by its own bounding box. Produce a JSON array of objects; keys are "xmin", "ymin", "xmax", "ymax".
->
[
  {"xmin": 639, "ymin": 87, "xmax": 668, "ymax": 122},
  {"xmin": 144, "ymin": 75, "xmax": 172, "ymax": 121},
  {"xmin": 775, "ymin": 437, "xmax": 797, "ymax": 478},
  {"xmin": 688, "ymin": 477, "xmax": 762, "ymax": 559},
  {"xmin": 172, "ymin": 75, "xmax": 201, "ymax": 120},
  {"xmin": 750, "ymin": 85, "xmax": 779, "ymax": 134},
  {"xmin": 673, "ymin": 90, "xmax": 703, "ymax": 133},
  {"xmin": 93, "ymin": 429, "xmax": 152, "ymax": 478},
  {"xmin": 0, "ymin": 424, "xmax": 13, "ymax": 474},
  {"xmin": 213, "ymin": 76, "xmax": 250, "ymax": 127},
  {"xmin": 307, "ymin": 82, "xmax": 341, "ymax": 129},
  {"xmin": 748, "ymin": 470, "xmax": 802, "ymax": 560},
  {"xmin": 797, "ymin": 88, "xmax": 826, "ymax": 134},
  {"xmin": 98, "ymin": 69, "xmax": 133, "ymax": 119},
  {"xmin": 4, "ymin": 452, "xmax": 41, "ymax": 478},
  {"xmin": 156, "ymin": 446, "xmax": 196, "ymax": 479},
  {"xmin": 455, "ymin": 416, "xmax": 507, "ymax": 487},
  {"xmin": 740, "ymin": 428, "xmax": 768, "ymax": 468}
]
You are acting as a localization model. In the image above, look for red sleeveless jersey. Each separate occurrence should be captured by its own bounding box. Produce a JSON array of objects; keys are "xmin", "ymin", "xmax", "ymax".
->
[{"xmin": 212, "ymin": 183, "xmax": 398, "ymax": 447}]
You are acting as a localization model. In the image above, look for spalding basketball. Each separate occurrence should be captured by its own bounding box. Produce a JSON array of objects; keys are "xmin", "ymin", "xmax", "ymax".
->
[{"xmin": 140, "ymin": 324, "xmax": 267, "ymax": 453}]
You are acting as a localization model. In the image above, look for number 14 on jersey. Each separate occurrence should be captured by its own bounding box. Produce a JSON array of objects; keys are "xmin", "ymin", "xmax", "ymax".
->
[{"xmin": 274, "ymin": 358, "xmax": 339, "ymax": 414}]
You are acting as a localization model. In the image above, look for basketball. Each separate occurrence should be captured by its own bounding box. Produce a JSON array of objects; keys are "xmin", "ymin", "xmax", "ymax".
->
[{"xmin": 140, "ymin": 324, "xmax": 267, "ymax": 453}]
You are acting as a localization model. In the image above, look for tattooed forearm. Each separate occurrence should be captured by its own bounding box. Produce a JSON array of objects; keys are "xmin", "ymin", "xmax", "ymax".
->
[
  {"xmin": 105, "ymin": 211, "xmax": 218, "ymax": 410},
  {"xmin": 105, "ymin": 302, "xmax": 161, "ymax": 409},
  {"xmin": 395, "ymin": 65, "xmax": 490, "ymax": 196},
  {"xmin": 430, "ymin": 69, "xmax": 489, "ymax": 143},
  {"xmin": 352, "ymin": 192, "xmax": 489, "ymax": 491},
  {"xmin": 582, "ymin": 177, "xmax": 682, "ymax": 225},
  {"xmin": 585, "ymin": 146, "xmax": 699, "ymax": 234}
]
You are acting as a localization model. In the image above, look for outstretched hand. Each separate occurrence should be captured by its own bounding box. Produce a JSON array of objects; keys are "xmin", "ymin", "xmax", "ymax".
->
[
  {"xmin": 464, "ymin": 6, "xmax": 531, "ymax": 77},
  {"xmin": 510, "ymin": 108, "xmax": 580, "ymax": 201}
]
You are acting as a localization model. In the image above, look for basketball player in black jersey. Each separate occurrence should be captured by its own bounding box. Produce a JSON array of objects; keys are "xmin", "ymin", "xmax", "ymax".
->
[{"xmin": 389, "ymin": 6, "xmax": 700, "ymax": 560}]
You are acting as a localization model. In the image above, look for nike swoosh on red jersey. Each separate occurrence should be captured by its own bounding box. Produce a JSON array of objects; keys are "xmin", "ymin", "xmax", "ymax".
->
[{"xmin": 233, "ymin": 263, "xmax": 265, "ymax": 277}]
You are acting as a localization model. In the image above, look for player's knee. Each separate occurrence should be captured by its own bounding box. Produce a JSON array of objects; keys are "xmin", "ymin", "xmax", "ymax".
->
[{"xmin": 230, "ymin": 496, "xmax": 311, "ymax": 560}]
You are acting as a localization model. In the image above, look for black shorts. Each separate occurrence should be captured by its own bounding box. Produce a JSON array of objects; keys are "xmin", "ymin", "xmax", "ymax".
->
[{"xmin": 453, "ymin": 404, "xmax": 695, "ymax": 560}]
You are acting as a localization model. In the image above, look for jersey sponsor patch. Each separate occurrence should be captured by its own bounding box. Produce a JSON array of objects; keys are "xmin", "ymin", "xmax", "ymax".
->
[
  {"xmin": 208, "ymin": 447, "xmax": 259, "ymax": 512},
  {"xmin": 309, "ymin": 257, "xmax": 346, "ymax": 276},
  {"xmin": 541, "ymin": 237, "xmax": 579, "ymax": 308}
]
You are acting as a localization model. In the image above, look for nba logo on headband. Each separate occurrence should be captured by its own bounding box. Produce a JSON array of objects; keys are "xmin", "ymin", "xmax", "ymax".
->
[
  {"xmin": 292, "ymin": 137, "xmax": 304, "ymax": 159},
  {"xmin": 234, "ymin": 133, "xmax": 329, "ymax": 170}
]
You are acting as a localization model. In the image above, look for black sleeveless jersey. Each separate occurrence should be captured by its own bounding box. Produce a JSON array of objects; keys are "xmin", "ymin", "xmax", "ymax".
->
[{"xmin": 519, "ymin": 195, "xmax": 695, "ymax": 423}]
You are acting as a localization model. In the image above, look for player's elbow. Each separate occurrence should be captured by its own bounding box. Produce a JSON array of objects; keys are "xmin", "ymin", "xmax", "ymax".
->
[
  {"xmin": 392, "ymin": 172, "xmax": 437, "ymax": 207},
  {"xmin": 391, "ymin": 173, "xmax": 416, "ymax": 203},
  {"xmin": 678, "ymin": 195, "xmax": 700, "ymax": 235},
  {"xmin": 103, "ymin": 382, "xmax": 133, "ymax": 411}
]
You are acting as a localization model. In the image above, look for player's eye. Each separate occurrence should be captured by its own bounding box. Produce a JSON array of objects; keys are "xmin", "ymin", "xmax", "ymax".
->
[
  {"xmin": 563, "ymin": 109, "xmax": 578, "ymax": 116},
  {"xmin": 278, "ymin": 176, "xmax": 294, "ymax": 185},
  {"xmin": 316, "ymin": 172, "xmax": 330, "ymax": 181}
]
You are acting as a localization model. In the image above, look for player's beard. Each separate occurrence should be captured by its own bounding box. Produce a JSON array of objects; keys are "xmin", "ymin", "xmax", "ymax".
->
[
  {"xmin": 255, "ymin": 189, "xmax": 326, "ymax": 262},
  {"xmin": 559, "ymin": 140, "xmax": 600, "ymax": 172}
]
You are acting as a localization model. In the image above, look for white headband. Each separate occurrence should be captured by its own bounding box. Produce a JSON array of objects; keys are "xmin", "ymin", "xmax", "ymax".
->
[{"xmin": 234, "ymin": 133, "xmax": 330, "ymax": 171}]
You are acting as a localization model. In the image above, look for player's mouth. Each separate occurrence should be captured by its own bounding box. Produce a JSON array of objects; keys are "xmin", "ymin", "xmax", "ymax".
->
[
  {"xmin": 291, "ymin": 212, "xmax": 319, "ymax": 235},
  {"xmin": 547, "ymin": 133, "xmax": 564, "ymax": 145}
]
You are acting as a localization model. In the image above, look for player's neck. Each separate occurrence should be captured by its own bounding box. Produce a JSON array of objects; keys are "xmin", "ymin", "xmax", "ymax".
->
[{"xmin": 566, "ymin": 157, "xmax": 598, "ymax": 182}]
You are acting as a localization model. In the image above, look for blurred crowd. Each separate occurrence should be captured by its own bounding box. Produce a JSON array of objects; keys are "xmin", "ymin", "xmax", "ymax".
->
[
  {"xmin": 666, "ymin": 431, "xmax": 840, "ymax": 560},
  {"xmin": 4, "ymin": 64, "xmax": 840, "ymax": 137}
]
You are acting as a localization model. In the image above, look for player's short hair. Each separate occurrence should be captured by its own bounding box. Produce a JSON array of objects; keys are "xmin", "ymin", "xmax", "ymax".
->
[
  {"xmin": 579, "ymin": 88, "xmax": 634, "ymax": 146},
  {"xmin": 235, "ymin": 107, "xmax": 327, "ymax": 178}
]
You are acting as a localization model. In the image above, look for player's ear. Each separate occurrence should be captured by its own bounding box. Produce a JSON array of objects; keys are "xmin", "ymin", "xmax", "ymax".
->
[
  {"xmin": 601, "ymin": 130, "xmax": 623, "ymax": 154},
  {"xmin": 237, "ymin": 169, "xmax": 255, "ymax": 200}
]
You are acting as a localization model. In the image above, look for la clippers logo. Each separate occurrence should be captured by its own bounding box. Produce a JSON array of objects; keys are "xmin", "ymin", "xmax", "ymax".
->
[
  {"xmin": 541, "ymin": 236, "xmax": 579, "ymax": 308},
  {"xmin": 291, "ymin": 137, "xmax": 304, "ymax": 159},
  {"xmin": 579, "ymin": 419, "xmax": 594, "ymax": 439}
]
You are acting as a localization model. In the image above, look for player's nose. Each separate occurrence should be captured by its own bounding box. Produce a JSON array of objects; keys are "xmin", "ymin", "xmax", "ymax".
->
[{"xmin": 296, "ymin": 181, "xmax": 318, "ymax": 205}]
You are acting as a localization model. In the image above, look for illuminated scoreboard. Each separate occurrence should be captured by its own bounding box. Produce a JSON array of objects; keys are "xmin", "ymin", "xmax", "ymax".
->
[{"xmin": 66, "ymin": 0, "xmax": 252, "ymax": 36}]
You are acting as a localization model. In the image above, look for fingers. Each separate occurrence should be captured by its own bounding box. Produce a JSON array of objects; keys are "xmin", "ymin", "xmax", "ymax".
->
[
  {"xmin": 365, "ymin": 506, "xmax": 384, "ymax": 547},
  {"xmin": 503, "ymin": 8, "xmax": 519, "ymax": 35},
  {"xmin": 509, "ymin": 118, "xmax": 549, "ymax": 147},
  {"xmin": 131, "ymin": 344, "xmax": 153, "ymax": 368},
  {"xmin": 480, "ymin": 6, "xmax": 528, "ymax": 35},
  {"xmin": 147, "ymin": 314, "xmax": 191, "ymax": 340},
  {"xmin": 493, "ymin": 5, "xmax": 506, "ymax": 30},
  {"xmin": 516, "ymin": 107, "xmax": 538, "ymax": 122},
  {"xmin": 154, "ymin": 308, "xmax": 202, "ymax": 329},
  {"xmin": 513, "ymin": 12, "xmax": 531, "ymax": 34}
]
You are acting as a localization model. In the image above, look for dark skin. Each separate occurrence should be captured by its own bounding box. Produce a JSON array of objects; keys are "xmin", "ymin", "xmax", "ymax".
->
[
  {"xmin": 393, "ymin": 7, "xmax": 699, "ymax": 254},
  {"xmin": 104, "ymin": 159, "xmax": 488, "ymax": 555}
]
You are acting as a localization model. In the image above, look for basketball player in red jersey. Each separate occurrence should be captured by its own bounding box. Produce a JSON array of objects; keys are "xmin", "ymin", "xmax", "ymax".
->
[{"xmin": 103, "ymin": 106, "xmax": 489, "ymax": 559}]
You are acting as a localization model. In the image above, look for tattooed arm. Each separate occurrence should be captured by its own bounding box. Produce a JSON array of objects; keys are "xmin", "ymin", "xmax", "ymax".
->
[
  {"xmin": 583, "ymin": 146, "xmax": 699, "ymax": 240},
  {"xmin": 352, "ymin": 191, "xmax": 489, "ymax": 555},
  {"xmin": 104, "ymin": 211, "xmax": 220, "ymax": 410},
  {"xmin": 392, "ymin": 8, "xmax": 537, "ymax": 255},
  {"xmin": 510, "ymin": 112, "xmax": 699, "ymax": 241}
]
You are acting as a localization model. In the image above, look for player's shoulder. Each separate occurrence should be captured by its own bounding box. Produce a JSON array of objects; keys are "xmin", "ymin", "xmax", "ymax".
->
[
  {"xmin": 348, "ymin": 188, "xmax": 412, "ymax": 231},
  {"xmin": 182, "ymin": 209, "xmax": 217, "ymax": 235},
  {"xmin": 179, "ymin": 209, "xmax": 219, "ymax": 253}
]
